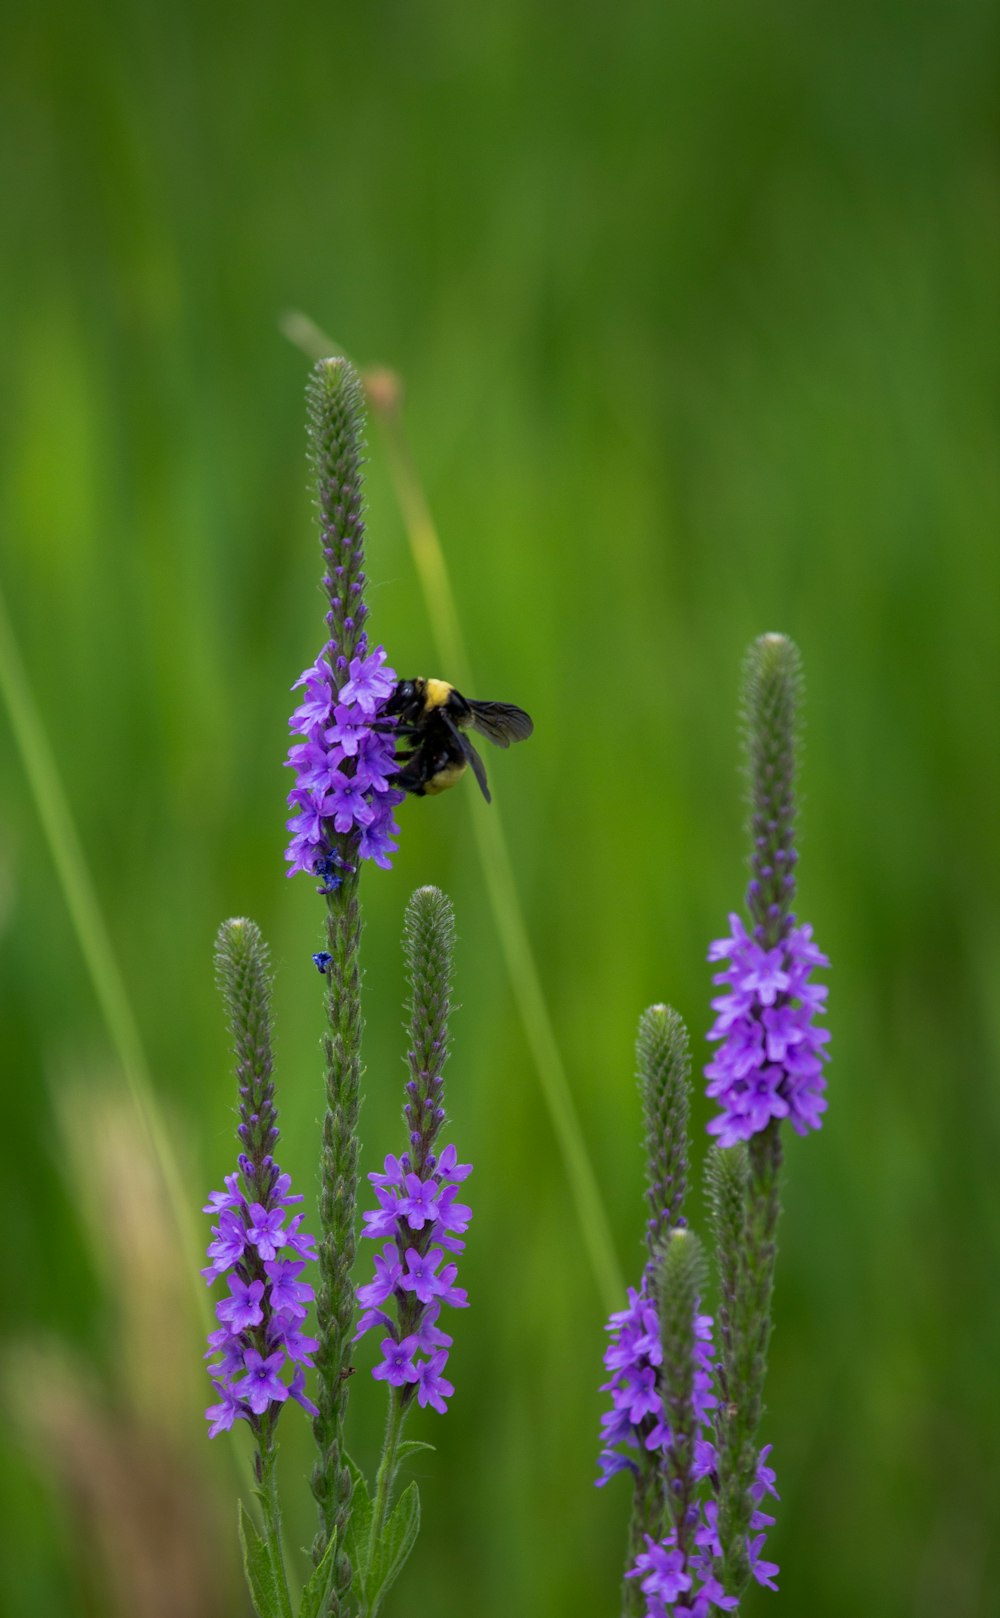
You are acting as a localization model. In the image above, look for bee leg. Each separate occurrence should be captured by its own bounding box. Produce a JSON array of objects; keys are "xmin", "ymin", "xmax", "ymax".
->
[
  {"xmin": 391, "ymin": 762, "xmax": 426, "ymax": 796},
  {"xmin": 370, "ymin": 721, "xmax": 423, "ymax": 737}
]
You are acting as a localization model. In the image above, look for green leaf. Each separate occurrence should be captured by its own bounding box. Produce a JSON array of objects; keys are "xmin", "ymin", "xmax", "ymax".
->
[
  {"xmin": 343, "ymin": 1454, "xmax": 374, "ymax": 1604},
  {"xmin": 395, "ymin": 1438, "xmax": 435, "ymax": 1466},
  {"xmin": 238, "ymin": 1500, "xmax": 292, "ymax": 1618},
  {"xmin": 298, "ymin": 1531, "xmax": 338, "ymax": 1618},
  {"xmin": 367, "ymin": 1481, "xmax": 421, "ymax": 1618}
]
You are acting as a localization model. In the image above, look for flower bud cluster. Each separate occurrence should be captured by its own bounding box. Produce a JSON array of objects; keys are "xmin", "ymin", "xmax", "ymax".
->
[
  {"xmin": 284, "ymin": 642, "xmax": 404, "ymax": 877},
  {"xmin": 705, "ymin": 914, "xmax": 830, "ymax": 1147},
  {"xmin": 354, "ymin": 1146, "xmax": 472, "ymax": 1413},
  {"xmin": 202, "ymin": 1158, "xmax": 318, "ymax": 1436}
]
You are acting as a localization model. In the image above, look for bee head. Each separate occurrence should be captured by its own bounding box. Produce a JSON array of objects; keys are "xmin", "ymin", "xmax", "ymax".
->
[{"xmin": 384, "ymin": 678, "xmax": 415, "ymax": 714}]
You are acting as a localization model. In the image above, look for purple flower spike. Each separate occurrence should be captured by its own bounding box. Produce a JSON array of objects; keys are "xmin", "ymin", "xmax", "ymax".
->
[
  {"xmin": 598, "ymin": 1265, "xmax": 775, "ymax": 1613},
  {"xmin": 704, "ymin": 916, "xmax": 830, "ymax": 1146},
  {"xmin": 283, "ymin": 637, "xmax": 400, "ymax": 879},
  {"xmin": 355, "ymin": 889, "xmax": 470, "ymax": 1413},
  {"xmin": 202, "ymin": 922, "xmax": 318, "ymax": 1440}
]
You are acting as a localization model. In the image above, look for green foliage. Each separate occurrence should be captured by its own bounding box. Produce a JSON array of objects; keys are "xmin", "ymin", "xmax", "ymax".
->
[
  {"xmin": 239, "ymin": 1500, "xmax": 294, "ymax": 1618},
  {"xmin": 344, "ymin": 1454, "xmax": 421, "ymax": 1618},
  {"xmin": 365, "ymin": 1482, "xmax": 421, "ymax": 1618},
  {"xmin": 343, "ymin": 1456, "xmax": 373, "ymax": 1609},
  {"xmin": 298, "ymin": 1534, "xmax": 340, "ymax": 1618}
]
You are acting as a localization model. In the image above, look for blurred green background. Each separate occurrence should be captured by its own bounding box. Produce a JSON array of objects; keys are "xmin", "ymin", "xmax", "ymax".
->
[{"xmin": 2, "ymin": 1, "xmax": 998, "ymax": 1614}]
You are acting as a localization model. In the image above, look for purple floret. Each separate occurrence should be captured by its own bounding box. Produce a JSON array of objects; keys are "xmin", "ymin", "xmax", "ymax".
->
[
  {"xmin": 237, "ymin": 1349, "xmax": 290, "ymax": 1415},
  {"xmin": 415, "ymin": 1350, "xmax": 454, "ymax": 1413},
  {"xmin": 205, "ymin": 1380, "xmax": 243, "ymax": 1438},
  {"xmin": 246, "ymin": 1204, "xmax": 287, "ymax": 1262},
  {"xmin": 216, "ymin": 1275, "xmax": 265, "ymax": 1332},
  {"xmin": 373, "ymin": 1335, "xmax": 420, "ymax": 1387},
  {"xmin": 338, "ymin": 646, "xmax": 396, "ymax": 714}
]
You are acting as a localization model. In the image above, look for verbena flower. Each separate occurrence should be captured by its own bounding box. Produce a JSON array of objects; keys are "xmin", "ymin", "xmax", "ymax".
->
[
  {"xmin": 597, "ymin": 1005, "xmax": 782, "ymax": 1615},
  {"xmin": 354, "ymin": 1145, "xmax": 471, "ymax": 1410},
  {"xmin": 205, "ymin": 918, "xmax": 319, "ymax": 1439},
  {"xmin": 602, "ymin": 1270, "xmax": 780, "ymax": 1615},
  {"xmin": 625, "ymin": 1451, "xmax": 780, "ymax": 1616},
  {"xmin": 284, "ymin": 643, "xmax": 404, "ymax": 877},
  {"xmin": 352, "ymin": 887, "xmax": 469, "ymax": 1414},
  {"xmin": 704, "ymin": 913, "xmax": 830, "ymax": 1146},
  {"xmin": 596, "ymin": 1275, "xmax": 717, "ymax": 1486},
  {"xmin": 202, "ymin": 1154, "xmax": 319, "ymax": 1433}
]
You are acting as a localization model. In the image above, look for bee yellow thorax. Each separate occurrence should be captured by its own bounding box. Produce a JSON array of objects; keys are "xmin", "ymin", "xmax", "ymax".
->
[{"xmin": 424, "ymin": 678, "xmax": 454, "ymax": 709}]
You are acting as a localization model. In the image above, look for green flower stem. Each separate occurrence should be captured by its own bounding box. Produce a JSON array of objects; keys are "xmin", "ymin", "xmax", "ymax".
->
[
  {"xmin": 311, "ymin": 865, "xmax": 364, "ymax": 1607},
  {"xmin": 623, "ymin": 1466, "xmax": 665, "ymax": 1618},
  {"xmin": 715, "ymin": 1122, "xmax": 782, "ymax": 1596},
  {"xmin": 622, "ymin": 1005, "xmax": 693, "ymax": 1614},
  {"xmin": 366, "ymin": 1388, "xmax": 409, "ymax": 1596},
  {"xmin": 657, "ymin": 1231, "xmax": 708, "ymax": 1561},
  {"xmin": 256, "ymin": 1423, "xmax": 295, "ymax": 1618}
]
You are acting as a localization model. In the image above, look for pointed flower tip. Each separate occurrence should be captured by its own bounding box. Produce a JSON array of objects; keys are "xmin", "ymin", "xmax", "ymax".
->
[
  {"xmin": 312, "ymin": 354, "xmax": 350, "ymax": 387},
  {"xmin": 752, "ymin": 629, "xmax": 798, "ymax": 658},
  {"xmin": 310, "ymin": 353, "xmax": 362, "ymax": 406},
  {"xmin": 216, "ymin": 916, "xmax": 256, "ymax": 946},
  {"xmin": 744, "ymin": 630, "xmax": 803, "ymax": 696}
]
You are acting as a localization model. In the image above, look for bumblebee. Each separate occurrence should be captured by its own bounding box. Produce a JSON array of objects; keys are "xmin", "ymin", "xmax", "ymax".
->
[{"xmin": 383, "ymin": 678, "xmax": 533, "ymax": 804}]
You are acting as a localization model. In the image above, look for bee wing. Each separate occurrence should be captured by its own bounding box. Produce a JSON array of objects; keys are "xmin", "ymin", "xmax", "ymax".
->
[
  {"xmin": 459, "ymin": 732, "xmax": 492, "ymax": 803},
  {"xmin": 438, "ymin": 708, "xmax": 492, "ymax": 801},
  {"xmin": 466, "ymin": 700, "xmax": 534, "ymax": 749}
]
